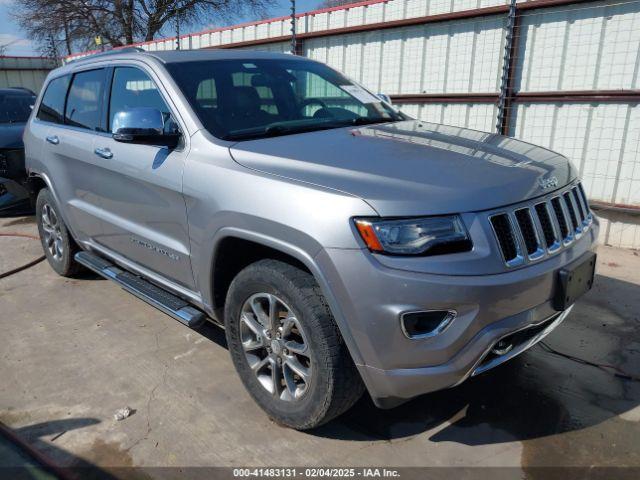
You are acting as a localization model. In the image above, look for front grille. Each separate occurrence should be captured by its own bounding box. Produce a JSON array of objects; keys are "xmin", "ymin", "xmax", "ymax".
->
[
  {"xmin": 563, "ymin": 191, "xmax": 579, "ymax": 231},
  {"xmin": 551, "ymin": 197, "xmax": 569, "ymax": 239},
  {"xmin": 490, "ymin": 214, "xmax": 519, "ymax": 263},
  {"xmin": 534, "ymin": 202, "xmax": 557, "ymax": 249},
  {"xmin": 514, "ymin": 208, "xmax": 539, "ymax": 255},
  {"xmin": 490, "ymin": 182, "xmax": 593, "ymax": 267},
  {"xmin": 572, "ymin": 187, "xmax": 587, "ymax": 222}
]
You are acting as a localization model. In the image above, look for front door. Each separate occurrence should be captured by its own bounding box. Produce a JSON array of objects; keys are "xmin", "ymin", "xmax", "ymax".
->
[{"xmin": 92, "ymin": 65, "xmax": 194, "ymax": 289}]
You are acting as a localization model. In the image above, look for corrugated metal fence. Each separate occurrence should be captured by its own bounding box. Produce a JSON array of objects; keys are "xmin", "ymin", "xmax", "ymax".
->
[
  {"xmin": 66, "ymin": 0, "xmax": 640, "ymax": 248},
  {"xmin": 0, "ymin": 56, "xmax": 55, "ymax": 93}
]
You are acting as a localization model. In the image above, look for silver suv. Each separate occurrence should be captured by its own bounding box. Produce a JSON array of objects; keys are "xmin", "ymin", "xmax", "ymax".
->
[{"xmin": 24, "ymin": 48, "xmax": 598, "ymax": 429}]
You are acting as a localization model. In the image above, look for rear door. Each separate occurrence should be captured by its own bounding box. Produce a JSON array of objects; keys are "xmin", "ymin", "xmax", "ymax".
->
[
  {"xmin": 91, "ymin": 65, "xmax": 194, "ymax": 289},
  {"xmin": 36, "ymin": 69, "xmax": 107, "ymax": 241}
]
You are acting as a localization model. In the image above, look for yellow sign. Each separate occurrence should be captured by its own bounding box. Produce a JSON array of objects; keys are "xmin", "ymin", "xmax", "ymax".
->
[{"xmin": 95, "ymin": 36, "xmax": 102, "ymax": 46}]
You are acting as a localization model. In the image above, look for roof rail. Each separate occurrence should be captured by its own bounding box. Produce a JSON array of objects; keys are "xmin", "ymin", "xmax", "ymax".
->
[{"xmin": 68, "ymin": 46, "xmax": 145, "ymax": 63}]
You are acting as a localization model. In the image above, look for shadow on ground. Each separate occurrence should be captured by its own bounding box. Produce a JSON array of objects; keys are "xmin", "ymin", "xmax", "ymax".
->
[{"xmin": 1, "ymin": 418, "xmax": 124, "ymax": 480}]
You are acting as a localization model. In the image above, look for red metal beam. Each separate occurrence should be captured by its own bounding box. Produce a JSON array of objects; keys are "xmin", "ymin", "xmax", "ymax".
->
[
  {"xmin": 0, "ymin": 67, "xmax": 52, "ymax": 71},
  {"xmin": 65, "ymin": 0, "xmax": 600, "ymax": 59},
  {"xmin": 590, "ymin": 200, "xmax": 640, "ymax": 215},
  {"xmin": 516, "ymin": 90, "xmax": 640, "ymax": 103},
  {"xmin": 215, "ymin": 4, "xmax": 511, "ymax": 49},
  {"xmin": 212, "ymin": 0, "xmax": 595, "ymax": 50},
  {"xmin": 390, "ymin": 90, "xmax": 640, "ymax": 104},
  {"xmin": 390, "ymin": 93, "xmax": 499, "ymax": 103}
]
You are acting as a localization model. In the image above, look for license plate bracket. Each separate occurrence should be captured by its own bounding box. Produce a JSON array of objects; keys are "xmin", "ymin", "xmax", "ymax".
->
[{"xmin": 553, "ymin": 252, "xmax": 596, "ymax": 311}]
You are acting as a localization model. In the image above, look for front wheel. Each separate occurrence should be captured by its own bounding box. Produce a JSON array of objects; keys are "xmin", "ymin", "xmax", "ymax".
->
[{"xmin": 224, "ymin": 259, "xmax": 364, "ymax": 430}]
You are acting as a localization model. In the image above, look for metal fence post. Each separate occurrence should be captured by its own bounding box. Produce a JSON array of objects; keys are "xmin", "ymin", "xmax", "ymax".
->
[
  {"xmin": 290, "ymin": 0, "xmax": 297, "ymax": 55},
  {"xmin": 496, "ymin": 0, "xmax": 520, "ymax": 135}
]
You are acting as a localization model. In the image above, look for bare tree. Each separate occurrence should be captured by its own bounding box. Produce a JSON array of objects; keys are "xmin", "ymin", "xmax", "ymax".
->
[{"xmin": 13, "ymin": 0, "xmax": 275, "ymax": 55}]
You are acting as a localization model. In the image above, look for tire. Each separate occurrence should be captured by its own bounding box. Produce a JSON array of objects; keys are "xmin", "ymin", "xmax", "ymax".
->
[
  {"xmin": 36, "ymin": 188, "xmax": 83, "ymax": 277},
  {"xmin": 224, "ymin": 259, "xmax": 364, "ymax": 430}
]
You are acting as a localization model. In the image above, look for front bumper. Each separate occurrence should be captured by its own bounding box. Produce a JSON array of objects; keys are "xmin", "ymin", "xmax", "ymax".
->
[
  {"xmin": 315, "ymin": 219, "xmax": 598, "ymax": 408},
  {"xmin": 0, "ymin": 178, "xmax": 33, "ymax": 215}
]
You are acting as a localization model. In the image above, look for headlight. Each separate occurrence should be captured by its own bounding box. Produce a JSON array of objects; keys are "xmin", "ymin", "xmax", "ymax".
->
[{"xmin": 354, "ymin": 215, "xmax": 472, "ymax": 256}]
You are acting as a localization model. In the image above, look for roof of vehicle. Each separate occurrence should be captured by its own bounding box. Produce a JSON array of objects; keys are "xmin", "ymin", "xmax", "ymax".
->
[
  {"xmin": 0, "ymin": 87, "xmax": 36, "ymax": 96},
  {"xmin": 64, "ymin": 47, "xmax": 304, "ymax": 70},
  {"xmin": 147, "ymin": 49, "xmax": 302, "ymax": 63}
]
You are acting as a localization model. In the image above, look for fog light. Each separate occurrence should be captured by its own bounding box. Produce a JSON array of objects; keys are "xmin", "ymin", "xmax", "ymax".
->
[{"xmin": 400, "ymin": 310, "xmax": 456, "ymax": 339}]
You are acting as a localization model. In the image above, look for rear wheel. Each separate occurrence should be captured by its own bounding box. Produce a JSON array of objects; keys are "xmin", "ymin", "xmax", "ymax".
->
[
  {"xmin": 224, "ymin": 259, "xmax": 364, "ymax": 430},
  {"xmin": 36, "ymin": 188, "xmax": 83, "ymax": 277}
]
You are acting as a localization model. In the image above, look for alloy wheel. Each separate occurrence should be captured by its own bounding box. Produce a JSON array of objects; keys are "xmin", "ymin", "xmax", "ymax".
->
[
  {"xmin": 41, "ymin": 203, "xmax": 64, "ymax": 261},
  {"xmin": 240, "ymin": 293, "xmax": 312, "ymax": 401}
]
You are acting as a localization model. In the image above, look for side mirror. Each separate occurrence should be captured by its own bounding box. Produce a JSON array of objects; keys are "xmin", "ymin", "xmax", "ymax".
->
[
  {"xmin": 377, "ymin": 93, "xmax": 392, "ymax": 105},
  {"xmin": 112, "ymin": 107, "xmax": 180, "ymax": 148}
]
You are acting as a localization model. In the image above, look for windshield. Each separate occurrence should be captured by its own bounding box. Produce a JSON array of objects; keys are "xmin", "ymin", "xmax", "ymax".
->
[
  {"xmin": 166, "ymin": 58, "xmax": 404, "ymax": 141},
  {"xmin": 0, "ymin": 92, "xmax": 35, "ymax": 124}
]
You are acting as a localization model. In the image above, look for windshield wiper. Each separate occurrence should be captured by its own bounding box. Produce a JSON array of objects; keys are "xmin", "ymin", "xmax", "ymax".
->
[
  {"xmin": 225, "ymin": 116, "xmax": 401, "ymax": 141},
  {"xmin": 348, "ymin": 117, "xmax": 394, "ymax": 126},
  {"xmin": 226, "ymin": 121, "xmax": 343, "ymax": 141}
]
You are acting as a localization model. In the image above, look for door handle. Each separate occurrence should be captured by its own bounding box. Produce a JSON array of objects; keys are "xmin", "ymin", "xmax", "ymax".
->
[
  {"xmin": 94, "ymin": 147, "xmax": 113, "ymax": 159},
  {"xmin": 46, "ymin": 135, "xmax": 59, "ymax": 145}
]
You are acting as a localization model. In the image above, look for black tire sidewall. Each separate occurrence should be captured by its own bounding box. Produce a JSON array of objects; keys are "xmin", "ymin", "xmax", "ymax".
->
[
  {"xmin": 225, "ymin": 265, "xmax": 337, "ymax": 428},
  {"xmin": 36, "ymin": 189, "xmax": 76, "ymax": 276}
]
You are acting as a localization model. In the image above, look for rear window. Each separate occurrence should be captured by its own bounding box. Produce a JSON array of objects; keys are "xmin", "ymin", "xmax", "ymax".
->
[
  {"xmin": 65, "ymin": 69, "xmax": 105, "ymax": 131},
  {"xmin": 0, "ymin": 91, "xmax": 36, "ymax": 124},
  {"xmin": 37, "ymin": 75, "xmax": 70, "ymax": 124}
]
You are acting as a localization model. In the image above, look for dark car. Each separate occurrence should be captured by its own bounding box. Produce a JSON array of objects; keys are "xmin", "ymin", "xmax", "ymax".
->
[{"xmin": 1, "ymin": 87, "xmax": 37, "ymax": 215}]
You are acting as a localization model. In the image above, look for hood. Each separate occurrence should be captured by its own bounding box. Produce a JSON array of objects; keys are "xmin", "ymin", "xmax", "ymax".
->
[
  {"xmin": 0, "ymin": 123, "xmax": 26, "ymax": 149},
  {"xmin": 229, "ymin": 120, "xmax": 576, "ymax": 216}
]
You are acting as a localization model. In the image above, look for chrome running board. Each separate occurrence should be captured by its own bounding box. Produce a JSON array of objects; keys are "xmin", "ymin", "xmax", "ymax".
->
[
  {"xmin": 75, "ymin": 251, "xmax": 206, "ymax": 328},
  {"xmin": 471, "ymin": 305, "xmax": 573, "ymax": 377}
]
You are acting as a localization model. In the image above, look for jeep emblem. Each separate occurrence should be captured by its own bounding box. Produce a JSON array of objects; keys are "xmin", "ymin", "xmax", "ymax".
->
[{"xmin": 539, "ymin": 176, "xmax": 559, "ymax": 190}]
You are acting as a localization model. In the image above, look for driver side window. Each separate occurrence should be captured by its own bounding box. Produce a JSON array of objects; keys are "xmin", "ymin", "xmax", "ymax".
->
[
  {"xmin": 109, "ymin": 67, "xmax": 174, "ymax": 132},
  {"xmin": 291, "ymin": 71, "xmax": 367, "ymax": 118}
]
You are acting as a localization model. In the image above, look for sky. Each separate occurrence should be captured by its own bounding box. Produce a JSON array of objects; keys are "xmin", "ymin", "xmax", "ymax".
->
[{"xmin": 0, "ymin": 0, "xmax": 324, "ymax": 56}]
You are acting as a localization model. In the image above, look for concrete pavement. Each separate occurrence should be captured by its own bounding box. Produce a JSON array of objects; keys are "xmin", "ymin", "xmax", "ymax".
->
[{"xmin": 1, "ymin": 214, "xmax": 639, "ymax": 476}]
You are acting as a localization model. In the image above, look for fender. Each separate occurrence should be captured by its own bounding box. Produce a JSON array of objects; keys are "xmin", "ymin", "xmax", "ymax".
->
[
  {"xmin": 207, "ymin": 226, "xmax": 365, "ymax": 366},
  {"xmin": 27, "ymin": 171, "xmax": 82, "ymax": 242}
]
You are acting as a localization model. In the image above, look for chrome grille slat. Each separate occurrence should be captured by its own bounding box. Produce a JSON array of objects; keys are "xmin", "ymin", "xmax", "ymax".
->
[
  {"xmin": 490, "ymin": 182, "xmax": 592, "ymax": 267},
  {"xmin": 514, "ymin": 207, "xmax": 545, "ymax": 260},
  {"xmin": 534, "ymin": 201, "xmax": 561, "ymax": 253},
  {"xmin": 563, "ymin": 191, "xmax": 582, "ymax": 238},
  {"xmin": 578, "ymin": 183, "xmax": 594, "ymax": 225},
  {"xmin": 571, "ymin": 187, "xmax": 586, "ymax": 222},
  {"xmin": 489, "ymin": 213, "xmax": 524, "ymax": 267}
]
